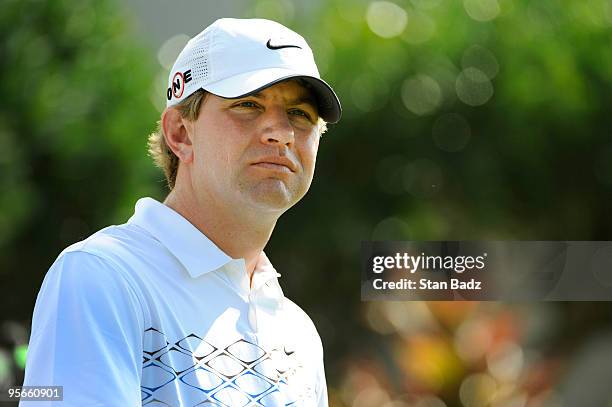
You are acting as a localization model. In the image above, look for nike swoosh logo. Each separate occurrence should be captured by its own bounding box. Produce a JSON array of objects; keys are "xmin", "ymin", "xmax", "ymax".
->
[{"xmin": 266, "ymin": 39, "xmax": 302, "ymax": 50}]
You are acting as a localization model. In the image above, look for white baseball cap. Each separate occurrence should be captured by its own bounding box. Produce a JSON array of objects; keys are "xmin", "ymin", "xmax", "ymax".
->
[{"xmin": 165, "ymin": 18, "xmax": 342, "ymax": 123}]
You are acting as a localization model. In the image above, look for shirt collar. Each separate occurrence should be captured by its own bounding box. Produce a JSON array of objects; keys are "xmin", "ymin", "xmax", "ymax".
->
[{"xmin": 127, "ymin": 197, "xmax": 236, "ymax": 278}]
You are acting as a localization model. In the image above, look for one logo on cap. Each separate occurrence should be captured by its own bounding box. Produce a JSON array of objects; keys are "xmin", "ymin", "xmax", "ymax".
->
[
  {"xmin": 167, "ymin": 69, "xmax": 192, "ymax": 101},
  {"xmin": 266, "ymin": 39, "xmax": 302, "ymax": 50}
]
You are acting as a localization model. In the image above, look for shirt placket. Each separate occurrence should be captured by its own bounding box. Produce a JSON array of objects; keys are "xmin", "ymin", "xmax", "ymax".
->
[{"xmin": 247, "ymin": 270, "xmax": 282, "ymax": 333}]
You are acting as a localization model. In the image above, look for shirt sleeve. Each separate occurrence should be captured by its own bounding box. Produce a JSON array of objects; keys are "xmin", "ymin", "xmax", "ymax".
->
[
  {"xmin": 21, "ymin": 250, "xmax": 145, "ymax": 407},
  {"xmin": 315, "ymin": 357, "xmax": 329, "ymax": 407}
]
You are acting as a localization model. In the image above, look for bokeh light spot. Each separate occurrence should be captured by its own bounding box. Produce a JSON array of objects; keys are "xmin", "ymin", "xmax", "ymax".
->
[
  {"xmin": 367, "ymin": 2, "xmax": 408, "ymax": 38},
  {"xmin": 157, "ymin": 34, "xmax": 190, "ymax": 70},
  {"xmin": 414, "ymin": 396, "xmax": 447, "ymax": 407},
  {"xmin": 402, "ymin": 74, "xmax": 442, "ymax": 115},
  {"xmin": 365, "ymin": 303, "xmax": 397, "ymax": 335},
  {"xmin": 463, "ymin": 0, "xmax": 501, "ymax": 21},
  {"xmin": 454, "ymin": 318, "xmax": 493, "ymax": 362},
  {"xmin": 353, "ymin": 386, "xmax": 391, "ymax": 407},
  {"xmin": 459, "ymin": 373, "xmax": 497, "ymax": 407},
  {"xmin": 384, "ymin": 302, "xmax": 438, "ymax": 336},
  {"xmin": 490, "ymin": 391, "xmax": 528, "ymax": 407},
  {"xmin": 151, "ymin": 70, "xmax": 169, "ymax": 113},
  {"xmin": 456, "ymin": 67, "xmax": 494, "ymax": 106},
  {"xmin": 14, "ymin": 345, "xmax": 27, "ymax": 370},
  {"xmin": 402, "ymin": 11, "xmax": 437, "ymax": 44},
  {"xmin": 462, "ymin": 45, "xmax": 500, "ymax": 79},
  {"xmin": 486, "ymin": 341, "xmax": 524, "ymax": 382}
]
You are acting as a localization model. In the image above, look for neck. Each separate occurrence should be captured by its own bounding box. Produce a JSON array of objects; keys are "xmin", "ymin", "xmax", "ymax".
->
[{"xmin": 163, "ymin": 183, "xmax": 277, "ymax": 277}]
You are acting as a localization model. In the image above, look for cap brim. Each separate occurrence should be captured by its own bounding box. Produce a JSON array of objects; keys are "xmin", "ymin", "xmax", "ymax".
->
[{"xmin": 203, "ymin": 68, "xmax": 342, "ymax": 123}]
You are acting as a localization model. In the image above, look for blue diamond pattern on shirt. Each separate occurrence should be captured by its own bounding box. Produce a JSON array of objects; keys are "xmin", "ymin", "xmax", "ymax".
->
[{"xmin": 140, "ymin": 327, "xmax": 307, "ymax": 407}]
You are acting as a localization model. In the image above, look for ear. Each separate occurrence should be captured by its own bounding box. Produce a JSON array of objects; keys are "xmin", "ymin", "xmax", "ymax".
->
[{"xmin": 161, "ymin": 108, "xmax": 194, "ymax": 163}]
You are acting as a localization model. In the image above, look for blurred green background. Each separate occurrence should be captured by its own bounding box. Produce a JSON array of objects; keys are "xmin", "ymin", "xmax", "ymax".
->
[{"xmin": 1, "ymin": 0, "xmax": 612, "ymax": 406}]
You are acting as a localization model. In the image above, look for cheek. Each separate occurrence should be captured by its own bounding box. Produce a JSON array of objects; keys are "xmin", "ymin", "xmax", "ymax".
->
[
  {"xmin": 196, "ymin": 144, "xmax": 234, "ymax": 181},
  {"xmin": 299, "ymin": 136, "xmax": 320, "ymax": 174},
  {"xmin": 192, "ymin": 123, "xmax": 239, "ymax": 174}
]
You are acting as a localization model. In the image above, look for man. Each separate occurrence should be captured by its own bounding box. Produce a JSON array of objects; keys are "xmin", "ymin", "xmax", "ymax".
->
[{"xmin": 22, "ymin": 18, "xmax": 341, "ymax": 406}]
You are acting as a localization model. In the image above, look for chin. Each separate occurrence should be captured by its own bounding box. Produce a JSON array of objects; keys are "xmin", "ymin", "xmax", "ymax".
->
[{"xmin": 246, "ymin": 180, "xmax": 304, "ymax": 212}]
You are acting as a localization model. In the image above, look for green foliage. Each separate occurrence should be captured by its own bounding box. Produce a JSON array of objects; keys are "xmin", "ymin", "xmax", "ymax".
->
[
  {"xmin": 2, "ymin": 0, "xmax": 612, "ymax": 400},
  {"xmin": 245, "ymin": 0, "xmax": 612, "ymax": 375},
  {"xmin": 279, "ymin": 0, "xmax": 612, "ymax": 241},
  {"xmin": 14, "ymin": 345, "xmax": 27, "ymax": 370},
  {"xmin": 0, "ymin": 0, "xmax": 161, "ymax": 320}
]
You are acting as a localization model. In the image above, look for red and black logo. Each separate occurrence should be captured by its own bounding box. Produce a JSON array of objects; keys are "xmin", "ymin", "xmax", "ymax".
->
[{"xmin": 167, "ymin": 69, "xmax": 192, "ymax": 101}]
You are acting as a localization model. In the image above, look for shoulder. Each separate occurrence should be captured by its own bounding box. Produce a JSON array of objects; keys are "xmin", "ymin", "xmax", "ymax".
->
[
  {"xmin": 282, "ymin": 297, "xmax": 324, "ymax": 351},
  {"xmin": 63, "ymin": 222, "xmax": 156, "ymax": 264},
  {"xmin": 37, "ymin": 227, "xmax": 150, "ymax": 329},
  {"xmin": 44, "ymin": 224, "xmax": 152, "ymax": 310},
  {"xmin": 44, "ymin": 244, "xmax": 138, "ymax": 305},
  {"xmin": 55, "ymin": 222, "xmax": 162, "ymax": 281}
]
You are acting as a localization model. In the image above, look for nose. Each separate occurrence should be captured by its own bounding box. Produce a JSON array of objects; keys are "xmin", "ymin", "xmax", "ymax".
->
[{"xmin": 259, "ymin": 107, "xmax": 295, "ymax": 147}]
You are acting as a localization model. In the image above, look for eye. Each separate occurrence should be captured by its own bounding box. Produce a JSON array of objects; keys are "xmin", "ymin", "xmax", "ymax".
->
[
  {"xmin": 237, "ymin": 101, "xmax": 258, "ymax": 108},
  {"xmin": 231, "ymin": 100, "xmax": 262, "ymax": 110},
  {"xmin": 289, "ymin": 108, "xmax": 312, "ymax": 120}
]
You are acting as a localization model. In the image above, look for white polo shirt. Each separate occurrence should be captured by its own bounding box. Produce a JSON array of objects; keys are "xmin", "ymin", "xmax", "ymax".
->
[{"xmin": 22, "ymin": 197, "xmax": 327, "ymax": 406}]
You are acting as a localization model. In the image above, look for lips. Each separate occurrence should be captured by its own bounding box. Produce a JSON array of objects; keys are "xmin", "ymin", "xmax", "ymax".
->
[{"xmin": 251, "ymin": 156, "xmax": 297, "ymax": 172}]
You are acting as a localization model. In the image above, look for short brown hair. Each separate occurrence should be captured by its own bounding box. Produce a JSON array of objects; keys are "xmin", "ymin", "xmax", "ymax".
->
[
  {"xmin": 148, "ymin": 89, "xmax": 208, "ymax": 190},
  {"xmin": 148, "ymin": 84, "xmax": 328, "ymax": 190}
]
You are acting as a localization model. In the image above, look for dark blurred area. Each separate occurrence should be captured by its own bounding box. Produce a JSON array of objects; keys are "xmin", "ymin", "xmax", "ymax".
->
[{"xmin": 1, "ymin": 0, "xmax": 612, "ymax": 406}]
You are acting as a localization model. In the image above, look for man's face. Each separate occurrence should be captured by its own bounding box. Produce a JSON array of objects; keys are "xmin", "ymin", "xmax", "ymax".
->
[{"xmin": 186, "ymin": 80, "xmax": 321, "ymax": 215}]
